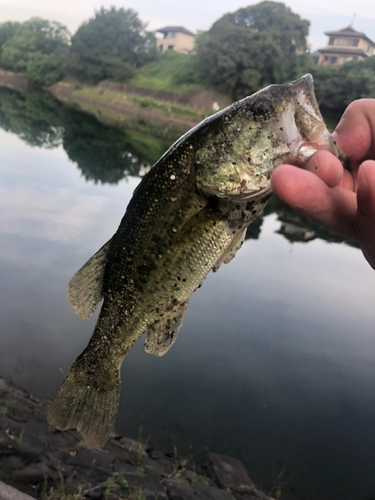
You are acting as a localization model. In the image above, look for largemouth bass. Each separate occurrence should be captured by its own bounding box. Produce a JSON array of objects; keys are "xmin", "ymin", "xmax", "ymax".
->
[{"xmin": 48, "ymin": 74, "xmax": 347, "ymax": 448}]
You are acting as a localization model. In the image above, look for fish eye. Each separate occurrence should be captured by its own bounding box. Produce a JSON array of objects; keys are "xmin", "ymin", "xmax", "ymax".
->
[{"xmin": 250, "ymin": 98, "xmax": 272, "ymax": 117}]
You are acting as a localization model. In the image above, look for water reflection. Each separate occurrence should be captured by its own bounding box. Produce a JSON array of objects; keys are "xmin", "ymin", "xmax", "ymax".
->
[
  {"xmin": 0, "ymin": 87, "xmax": 170, "ymax": 184},
  {"xmin": 0, "ymin": 87, "xmax": 63, "ymax": 148},
  {"xmin": 1, "ymin": 85, "xmax": 375, "ymax": 499},
  {"xmin": 0, "ymin": 86, "xmax": 358, "ymax": 251},
  {"xmin": 247, "ymin": 196, "xmax": 360, "ymax": 249}
]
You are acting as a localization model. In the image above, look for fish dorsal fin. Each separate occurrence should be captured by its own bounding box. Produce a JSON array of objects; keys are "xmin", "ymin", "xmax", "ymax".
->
[
  {"xmin": 144, "ymin": 302, "xmax": 189, "ymax": 357},
  {"xmin": 67, "ymin": 237, "xmax": 113, "ymax": 319},
  {"xmin": 212, "ymin": 227, "xmax": 246, "ymax": 273}
]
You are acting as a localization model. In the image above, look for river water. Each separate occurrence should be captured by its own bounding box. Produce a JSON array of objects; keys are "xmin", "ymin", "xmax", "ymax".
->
[{"xmin": 0, "ymin": 87, "xmax": 374, "ymax": 500}]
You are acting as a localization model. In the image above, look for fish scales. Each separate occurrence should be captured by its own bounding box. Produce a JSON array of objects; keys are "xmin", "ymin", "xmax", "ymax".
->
[{"xmin": 48, "ymin": 75, "xmax": 349, "ymax": 448}]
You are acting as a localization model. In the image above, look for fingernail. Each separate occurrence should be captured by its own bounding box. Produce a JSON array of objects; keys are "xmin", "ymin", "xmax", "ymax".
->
[
  {"xmin": 359, "ymin": 164, "xmax": 369, "ymax": 191},
  {"xmin": 358, "ymin": 161, "xmax": 375, "ymax": 206}
]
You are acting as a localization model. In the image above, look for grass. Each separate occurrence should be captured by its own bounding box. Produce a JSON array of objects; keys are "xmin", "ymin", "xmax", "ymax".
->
[
  {"xmin": 128, "ymin": 50, "xmax": 201, "ymax": 94},
  {"xmin": 41, "ymin": 464, "xmax": 125, "ymax": 500},
  {"xmin": 136, "ymin": 425, "xmax": 150, "ymax": 467},
  {"xmin": 72, "ymin": 86, "xmax": 208, "ymax": 121},
  {"xmin": 41, "ymin": 468, "xmax": 86, "ymax": 500},
  {"xmin": 171, "ymin": 445, "xmax": 192, "ymax": 475},
  {"xmin": 128, "ymin": 485, "xmax": 148, "ymax": 500},
  {"xmin": 1, "ymin": 385, "xmax": 15, "ymax": 416}
]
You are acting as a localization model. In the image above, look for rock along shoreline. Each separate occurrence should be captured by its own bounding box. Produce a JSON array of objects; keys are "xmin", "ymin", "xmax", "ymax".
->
[{"xmin": 0, "ymin": 375, "xmax": 274, "ymax": 500}]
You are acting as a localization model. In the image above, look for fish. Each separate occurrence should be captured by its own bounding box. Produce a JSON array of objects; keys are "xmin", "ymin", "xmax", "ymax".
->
[{"xmin": 47, "ymin": 74, "xmax": 348, "ymax": 448}]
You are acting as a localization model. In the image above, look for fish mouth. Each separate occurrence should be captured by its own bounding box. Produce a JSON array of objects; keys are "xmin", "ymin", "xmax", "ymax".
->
[{"xmin": 278, "ymin": 74, "xmax": 342, "ymax": 165}]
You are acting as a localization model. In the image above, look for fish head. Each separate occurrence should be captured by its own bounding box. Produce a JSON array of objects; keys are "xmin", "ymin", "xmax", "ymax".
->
[{"xmin": 195, "ymin": 74, "xmax": 346, "ymax": 201}]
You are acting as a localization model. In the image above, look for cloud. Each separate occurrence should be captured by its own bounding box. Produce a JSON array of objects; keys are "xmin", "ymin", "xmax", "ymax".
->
[{"xmin": 0, "ymin": 185, "xmax": 106, "ymax": 244}]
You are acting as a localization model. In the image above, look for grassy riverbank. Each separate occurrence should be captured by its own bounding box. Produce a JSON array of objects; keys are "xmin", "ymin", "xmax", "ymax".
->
[{"xmin": 0, "ymin": 69, "xmax": 220, "ymax": 141}]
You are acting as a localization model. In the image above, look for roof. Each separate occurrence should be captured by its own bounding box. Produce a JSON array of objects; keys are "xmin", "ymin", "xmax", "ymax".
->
[
  {"xmin": 156, "ymin": 26, "xmax": 195, "ymax": 37},
  {"xmin": 324, "ymin": 26, "xmax": 375, "ymax": 46},
  {"xmin": 319, "ymin": 47, "xmax": 369, "ymax": 57}
]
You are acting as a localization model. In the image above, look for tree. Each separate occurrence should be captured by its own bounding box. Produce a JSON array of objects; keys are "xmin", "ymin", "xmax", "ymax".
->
[
  {"xmin": 1, "ymin": 18, "xmax": 69, "ymax": 84},
  {"xmin": 0, "ymin": 21, "xmax": 20, "ymax": 66},
  {"xmin": 69, "ymin": 7, "xmax": 157, "ymax": 83},
  {"xmin": 25, "ymin": 52, "xmax": 65, "ymax": 85},
  {"xmin": 195, "ymin": 1, "xmax": 309, "ymax": 99},
  {"xmin": 311, "ymin": 56, "xmax": 375, "ymax": 115}
]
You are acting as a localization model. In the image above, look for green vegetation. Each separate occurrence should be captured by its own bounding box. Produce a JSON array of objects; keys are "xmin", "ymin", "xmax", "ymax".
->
[
  {"xmin": 171, "ymin": 444, "xmax": 192, "ymax": 475},
  {"xmin": 135, "ymin": 425, "xmax": 150, "ymax": 466},
  {"xmin": 0, "ymin": 18, "xmax": 69, "ymax": 85},
  {"xmin": 311, "ymin": 56, "xmax": 375, "ymax": 113},
  {"xmin": 0, "ymin": 386, "xmax": 15, "ymax": 416},
  {"xmin": 68, "ymin": 7, "xmax": 156, "ymax": 83},
  {"xmin": 194, "ymin": 1, "xmax": 309, "ymax": 99},
  {"xmin": 72, "ymin": 86, "xmax": 207, "ymax": 120},
  {"xmin": 0, "ymin": 1, "xmax": 375, "ymax": 120},
  {"xmin": 0, "ymin": 87, "xmax": 172, "ymax": 183},
  {"xmin": 128, "ymin": 50, "xmax": 201, "ymax": 94},
  {"xmin": 0, "ymin": 21, "xmax": 20, "ymax": 61}
]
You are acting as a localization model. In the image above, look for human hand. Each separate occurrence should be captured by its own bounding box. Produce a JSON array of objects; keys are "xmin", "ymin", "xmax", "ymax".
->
[{"xmin": 271, "ymin": 99, "xmax": 375, "ymax": 269}]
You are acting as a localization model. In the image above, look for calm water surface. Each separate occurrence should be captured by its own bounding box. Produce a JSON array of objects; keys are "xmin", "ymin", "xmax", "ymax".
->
[{"xmin": 1, "ymin": 88, "xmax": 375, "ymax": 499}]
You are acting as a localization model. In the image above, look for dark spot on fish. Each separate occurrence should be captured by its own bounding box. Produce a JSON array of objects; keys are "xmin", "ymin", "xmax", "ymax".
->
[{"xmin": 280, "ymin": 127, "xmax": 283, "ymax": 131}]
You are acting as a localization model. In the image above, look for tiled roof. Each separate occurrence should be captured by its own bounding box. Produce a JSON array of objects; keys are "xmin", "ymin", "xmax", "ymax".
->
[{"xmin": 324, "ymin": 27, "xmax": 375, "ymax": 46}]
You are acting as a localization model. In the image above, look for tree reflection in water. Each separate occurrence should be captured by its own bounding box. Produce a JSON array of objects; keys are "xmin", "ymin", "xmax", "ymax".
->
[
  {"xmin": 0, "ymin": 85, "xmax": 360, "ymax": 249},
  {"xmin": 0, "ymin": 87, "xmax": 171, "ymax": 183}
]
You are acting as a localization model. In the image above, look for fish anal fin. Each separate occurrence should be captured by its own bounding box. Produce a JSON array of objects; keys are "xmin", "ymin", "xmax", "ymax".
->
[
  {"xmin": 144, "ymin": 302, "xmax": 189, "ymax": 357},
  {"xmin": 67, "ymin": 237, "xmax": 113, "ymax": 319},
  {"xmin": 212, "ymin": 228, "xmax": 246, "ymax": 273}
]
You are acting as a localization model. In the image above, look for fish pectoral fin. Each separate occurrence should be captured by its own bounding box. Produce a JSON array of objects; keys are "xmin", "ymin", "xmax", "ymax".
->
[
  {"xmin": 212, "ymin": 227, "xmax": 246, "ymax": 273},
  {"xmin": 67, "ymin": 237, "xmax": 113, "ymax": 319},
  {"xmin": 144, "ymin": 301, "xmax": 189, "ymax": 357}
]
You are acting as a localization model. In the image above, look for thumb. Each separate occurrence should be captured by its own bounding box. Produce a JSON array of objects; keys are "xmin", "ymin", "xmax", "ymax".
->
[{"xmin": 356, "ymin": 160, "xmax": 375, "ymax": 269}]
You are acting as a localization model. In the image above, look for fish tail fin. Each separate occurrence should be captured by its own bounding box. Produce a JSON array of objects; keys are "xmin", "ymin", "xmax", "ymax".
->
[{"xmin": 47, "ymin": 357, "xmax": 120, "ymax": 449}]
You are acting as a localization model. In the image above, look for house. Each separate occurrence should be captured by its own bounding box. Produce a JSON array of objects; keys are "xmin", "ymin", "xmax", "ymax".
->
[
  {"xmin": 155, "ymin": 26, "xmax": 196, "ymax": 54},
  {"xmin": 317, "ymin": 26, "xmax": 375, "ymax": 66}
]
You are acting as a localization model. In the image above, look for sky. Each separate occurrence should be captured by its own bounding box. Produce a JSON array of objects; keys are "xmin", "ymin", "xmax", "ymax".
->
[{"xmin": 1, "ymin": 0, "xmax": 375, "ymax": 51}]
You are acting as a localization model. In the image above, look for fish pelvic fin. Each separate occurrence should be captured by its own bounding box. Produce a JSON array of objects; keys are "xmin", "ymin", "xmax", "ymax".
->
[
  {"xmin": 212, "ymin": 227, "xmax": 247, "ymax": 273},
  {"xmin": 47, "ymin": 358, "xmax": 120, "ymax": 449},
  {"xmin": 144, "ymin": 301, "xmax": 189, "ymax": 357},
  {"xmin": 67, "ymin": 237, "xmax": 113, "ymax": 319}
]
